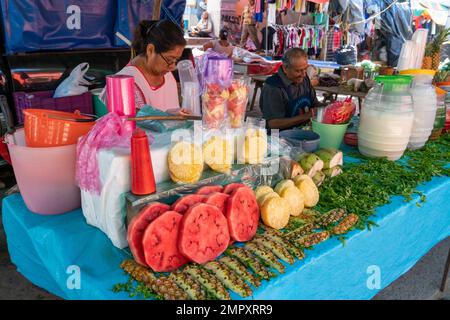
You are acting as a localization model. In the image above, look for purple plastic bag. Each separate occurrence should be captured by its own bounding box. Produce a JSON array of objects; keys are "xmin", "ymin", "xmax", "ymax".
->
[
  {"xmin": 196, "ymin": 49, "xmax": 233, "ymax": 94},
  {"xmin": 76, "ymin": 113, "xmax": 133, "ymax": 194}
]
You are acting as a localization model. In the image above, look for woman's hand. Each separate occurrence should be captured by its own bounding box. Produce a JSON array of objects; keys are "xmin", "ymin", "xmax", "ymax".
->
[{"xmin": 179, "ymin": 108, "xmax": 192, "ymax": 115}]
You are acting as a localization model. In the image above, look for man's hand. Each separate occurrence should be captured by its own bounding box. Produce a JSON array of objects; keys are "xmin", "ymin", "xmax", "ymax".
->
[{"xmin": 267, "ymin": 111, "xmax": 312, "ymax": 130}]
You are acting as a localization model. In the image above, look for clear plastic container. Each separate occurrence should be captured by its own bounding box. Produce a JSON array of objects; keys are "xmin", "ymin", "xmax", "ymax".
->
[
  {"xmin": 177, "ymin": 60, "xmax": 201, "ymax": 116},
  {"xmin": 358, "ymin": 75, "xmax": 414, "ymax": 161},
  {"xmin": 429, "ymin": 87, "xmax": 447, "ymax": 140},
  {"xmin": 399, "ymin": 70, "xmax": 437, "ymax": 150}
]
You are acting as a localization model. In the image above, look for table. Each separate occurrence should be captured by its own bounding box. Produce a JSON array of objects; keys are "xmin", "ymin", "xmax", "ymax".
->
[
  {"xmin": 315, "ymin": 86, "xmax": 368, "ymax": 108},
  {"xmin": 248, "ymin": 74, "xmax": 270, "ymax": 112},
  {"xmin": 3, "ymin": 150, "xmax": 449, "ymax": 300}
]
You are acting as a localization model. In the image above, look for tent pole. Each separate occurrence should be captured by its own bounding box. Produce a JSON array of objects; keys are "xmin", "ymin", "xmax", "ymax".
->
[{"xmin": 153, "ymin": 0, "xmax": 162, "ymax": 20}]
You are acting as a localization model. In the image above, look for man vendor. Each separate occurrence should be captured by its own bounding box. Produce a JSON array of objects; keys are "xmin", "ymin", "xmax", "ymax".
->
[{"xmin": 260, "ymin": 48, "xmax": 323, "ymax": 130}]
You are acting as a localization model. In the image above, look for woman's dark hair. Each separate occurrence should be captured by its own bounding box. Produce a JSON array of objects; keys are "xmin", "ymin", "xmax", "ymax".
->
[
  {"xmin": 219, "ymin": 28, "xmax": 229, "ymax": 41},
  {"xmin": 132, "ymin": 20, "xmax": 186, "ymax": 56}
]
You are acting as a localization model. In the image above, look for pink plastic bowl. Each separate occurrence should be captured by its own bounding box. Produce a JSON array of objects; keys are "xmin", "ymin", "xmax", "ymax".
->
[{"xmin": 6, "ymin": 128, "xmax": 81, "ymax": 215}]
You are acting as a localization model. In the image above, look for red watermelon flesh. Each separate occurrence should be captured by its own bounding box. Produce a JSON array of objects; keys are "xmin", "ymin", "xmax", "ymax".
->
[
  {"xmin": 171, "ymin": 194, "xmax": 205, "ymax": 214},
  {"xmin": 196, "ymin": 185, "xmax": 223, "ymax": 195},
  {"xmin": 223, "ymin": 183, "xmax": 246, "ymax": 195},
  {"xmin": 225, "ymin": 186, "xmax": 260, "ymax": 242},
  {"xmin": 178, "ymin": 203, "xmax": 230, "ymax": 264},
  {"xmin": 204, "ymin": 192, "xmax": 230, "ymax": 214},
  {"xmin": 127, "ymin": 202, "xmax": 170, "ymax": 266},
  {"xmin": 142, "ymin": 211, "xmax": 189, "ymax": 272}
]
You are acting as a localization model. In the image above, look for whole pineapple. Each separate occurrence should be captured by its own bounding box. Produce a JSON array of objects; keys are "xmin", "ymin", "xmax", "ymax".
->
[{"xmin": 423, "ymin": 28, "xmax": 450, "ymax": 70}]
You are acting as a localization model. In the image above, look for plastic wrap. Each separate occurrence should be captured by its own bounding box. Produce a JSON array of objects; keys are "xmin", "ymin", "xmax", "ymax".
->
[
  {"xmin": 136, "ymin": 105, "xmax": 191, "ymax": 133},
  {"xmin": 195, "ymin": 49, "xmax": 233, "ymax": 94},
  {"xmin": 76, "ymin": 113, "xmax": 134, "ymax": 195},
  {"xmin": 227, "ymin": 78, "xmax": 250, "ymax": 128},
  {"xmin": 202, "ymin": 82, "xmax": 228, "ymax": 130},
  {"xmin": 126, "ymin": 155, "xmax": 285, "ymax": 224}
]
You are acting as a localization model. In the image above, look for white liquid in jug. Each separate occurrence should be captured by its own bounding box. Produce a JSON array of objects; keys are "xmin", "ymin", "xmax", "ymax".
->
[{"xmin": 358, "ymin": 108, "xmax": 414, "ymax": 160}]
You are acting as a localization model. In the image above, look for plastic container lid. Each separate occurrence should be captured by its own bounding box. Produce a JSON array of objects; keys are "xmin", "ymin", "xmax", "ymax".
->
[
  {"xmin": 398, "ymin": 69, "xmax": 436, "ymax": 76},
  {"xmin": 374, "ymin": 75, "xmax": 413, "ymax": 85}
]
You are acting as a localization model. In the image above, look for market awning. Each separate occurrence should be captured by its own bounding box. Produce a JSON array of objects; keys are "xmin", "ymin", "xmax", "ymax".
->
[
  {"xmin": 411, "ymin": 0, "xmax": 450, "ymax": 25},
  {"xmin": 307, "ymin": 0, "xmax": 330, "ymax": 3}
]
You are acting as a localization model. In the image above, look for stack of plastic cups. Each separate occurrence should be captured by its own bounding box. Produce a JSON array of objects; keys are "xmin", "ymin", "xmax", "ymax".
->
[
  {"xmin": 177, "ymin": 60, "xmax": 201, "ymax": 116},
  {"xmin": 412, "ymin": 29, "xmax": 428, "ymax": 69},
  {"xmin": 106, "ymin": 75, "xmax": 136, "ymax": 132}
]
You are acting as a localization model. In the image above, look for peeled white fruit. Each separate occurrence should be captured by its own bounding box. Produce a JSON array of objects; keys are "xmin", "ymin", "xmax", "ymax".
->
[
  {"xmin": 255, "ymin": 186, "xmax": 274, "ymax": 205},
  {"xmin": 280, "ymin": 186, "xmax": 304, "ymax": 216},
  {"xmin": 261, "ymin": 197, "xmax": 290, "ymax": 230},
  {"xmin": 168, "ymin": 141, "xmax": 203, "ymax": 184},
  {"xmin": 258, "ymin": 191, "xmax": 280, "ymax": 207},
  {"xmin": 296, "ymin": 178, "xmax": 320, "ymax": 208},
  {"xmin": 274, "ymin": 179, "xmax": 295, "ymax": 195},
  {"xmin": 202, "ymin": 136, "xmax": 233, "ymax": 174}
]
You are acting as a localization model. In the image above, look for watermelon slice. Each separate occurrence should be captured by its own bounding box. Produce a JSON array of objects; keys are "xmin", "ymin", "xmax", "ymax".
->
[
  {"xmin": 204, "ymin": 192, "xmax": 230, "ymax": 214},
  {"xmin": 142, "ymin": 211, "xmax": 189, "ymax": 272},
  {"xmin": 178, "ymin": 203, "xmax": 230, "ymax": 264},
  {"xmin": 223, "ymin": 183, "xmax": 246, "ymax": 195},
  {"xmin": 127, "ymin": 202, "xmax": 170, "ymax": 266},
  {"xmin": 225, "ymin": 186, "xmax": 260, "ymax": 242},
  {"xmin": 171, "ymin": 194, "xmax": 205, "ymax": 214},
  {"xmin": 196, "ymin": 185, "xmax": 224, "ymax": 195}
]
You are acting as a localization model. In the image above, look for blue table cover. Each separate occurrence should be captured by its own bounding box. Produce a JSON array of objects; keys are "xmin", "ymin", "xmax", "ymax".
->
[{"xmin": 2, "ymin": 174, "xmax": 450, "ymax": 300}]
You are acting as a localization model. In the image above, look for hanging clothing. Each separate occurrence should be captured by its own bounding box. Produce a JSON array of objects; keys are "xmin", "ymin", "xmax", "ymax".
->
[
  {"xmin": 255, "ymin": 0, "xmax": 265, "ymax": 23},
  {"xmin": 268, "ymin": 2, "xmax": 277, "ymax": 25}
]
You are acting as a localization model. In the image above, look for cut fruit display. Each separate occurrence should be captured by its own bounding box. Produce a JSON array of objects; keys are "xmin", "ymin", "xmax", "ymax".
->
[
  {"xmin": 171, "ymin": 194, "xmax": 206, "ymax": 214},
  {"xmin": 227, "ymin": 79, "xmax": 248, "ymax": 128},
  {"xmin": 202, "ymin": 83, "xmax": 228, "ymax": 129},
  {"xmin": 295, "ymin": 175, "xmax": 320, "ymax": 208},
  {"xmin": 178, "ymin": 203, "xmax": 230, "ymax": 264},
  {"xmin": 225, "ymin": 186, "xmax": 260, "ymax": 242},
  {"xmin": 239, "ymin": 128, "xmax": 268, "ymax": 164},
  {"xmin": 280, "ymin": 186, "xmax": 304, "ymax": 216},
  {"xmin": 203, "ymin": 136, "xmax": 233, "ymax": 174},
  {"xmin": 260, "ymin": 196, "xmax": 290, "ymax": 230},
  {"xmin": 204, "ymin": 192, "xmax": 230, "ymax": 214},
  {"xmin": 168, "ymin": 141, "xmax": 204, "ymax": 184},
  {"xmin": 196, "ymin": 185, "xmax": 223, "ymax": 195},
  {"xmin": 127, "ymin": 202, "xmax": 171, "ymax": 266},
  {"xmin": 142, "ymin": 211, "xmax": 189, "ymax": 272}
]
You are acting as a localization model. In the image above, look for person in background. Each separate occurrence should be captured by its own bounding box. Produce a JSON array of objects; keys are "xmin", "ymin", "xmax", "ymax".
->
[
  {"xmin": 240, "ymin": 0, "xmax": 260, "ymax": 50},
  {"xmin": 196, "ymin": 0, "xmax": 207, "ymax": 21},
  {"xmin": 203, "ymin": 28, "xmax": 234, "ymax": 58},
  {"xmin": 260, "ymin": 48, "xmax": 323, "ymax": 130},
  {"xmin": 189, "ymin": 11, "xmax": 213, "ymax": 37},
  {"xmin": 102, "ymin": 20, "xmax": 189, "ymax": 114}
]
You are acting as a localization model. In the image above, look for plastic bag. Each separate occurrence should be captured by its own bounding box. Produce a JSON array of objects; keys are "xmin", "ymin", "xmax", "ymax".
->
[
  {"xmin": 227, "ymin": 78, "xmax": 249, "ymax": 128},
  {"xmin": 202, "ymin": 82, "xmax": 228, "ymax": 130},
  {"xmin": 54, "ymin": 63, "xmax": 91, "ymax": 98},
  {"xmin": 320, "ymin": 97, "xmax": 356, "ymax": 124},
  {"xmin": 76, "ymin": 113, "xmax": 134, "ymax": 195},
  {"xmin": 136, "ymin": 105, "xmax": 190, "ymax": 133},
  {"xmin": 195, "ymin": 49, "xmax": 233, "ymax": 94}
]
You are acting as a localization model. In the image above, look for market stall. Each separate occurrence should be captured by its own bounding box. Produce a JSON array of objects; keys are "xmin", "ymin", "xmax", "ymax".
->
[
  {"xmin": 2, "ymin": 141, "xmax": 449, "ymax": 300},
  {"xmin": 1, "ymin": 0, "xmax": 450, "ymax": 302}
]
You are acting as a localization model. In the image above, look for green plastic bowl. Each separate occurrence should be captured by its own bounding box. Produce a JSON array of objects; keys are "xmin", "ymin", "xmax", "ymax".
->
[{"xmin": 311, "ymin": 120, "xmax": 349, "ymax": 149}]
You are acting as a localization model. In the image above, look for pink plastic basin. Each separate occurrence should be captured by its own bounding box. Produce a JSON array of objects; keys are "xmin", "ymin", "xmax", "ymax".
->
[{"xmin": 6, "ymin": 128, "xmax": 81, "ymax": 215}]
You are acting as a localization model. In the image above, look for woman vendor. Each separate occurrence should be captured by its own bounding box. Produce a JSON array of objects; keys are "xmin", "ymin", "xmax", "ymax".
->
[{"xmin": 102, "ymin": 20, "xmax": 188, "ymax": 113}]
